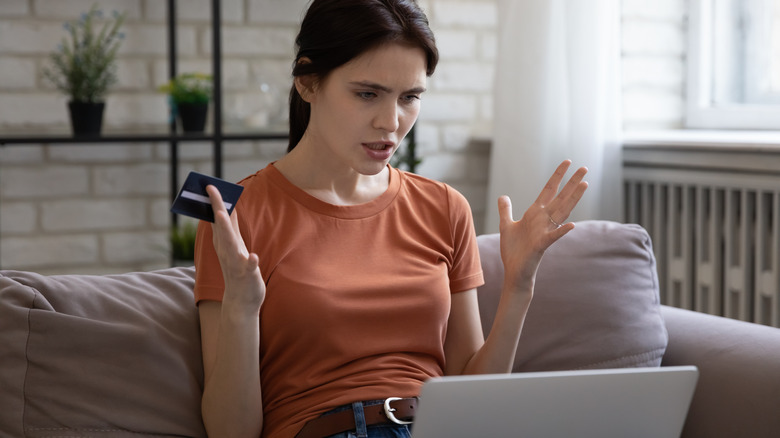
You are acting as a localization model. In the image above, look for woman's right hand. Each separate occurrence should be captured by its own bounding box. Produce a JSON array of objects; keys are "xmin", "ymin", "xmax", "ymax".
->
[{"xmin": 206, "ymin": 184, "xmax": 265, "ymax": 314}]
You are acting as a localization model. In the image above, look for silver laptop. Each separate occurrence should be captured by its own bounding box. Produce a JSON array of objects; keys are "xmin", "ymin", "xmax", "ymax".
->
[{"xmin": 411, "ymin": 366, "xmax": 698, "ymax": 438}]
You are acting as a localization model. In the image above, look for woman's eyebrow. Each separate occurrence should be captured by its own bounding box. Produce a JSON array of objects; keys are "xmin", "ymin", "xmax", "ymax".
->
[{"xmin": 349, "ymin": 80, "xmax": 427, "ymax": 95}]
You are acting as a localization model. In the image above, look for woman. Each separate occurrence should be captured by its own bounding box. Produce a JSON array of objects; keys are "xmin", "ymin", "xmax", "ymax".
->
[{"xmin": 194, "ymin": 0, "xmax": 588, "ymax": 437}]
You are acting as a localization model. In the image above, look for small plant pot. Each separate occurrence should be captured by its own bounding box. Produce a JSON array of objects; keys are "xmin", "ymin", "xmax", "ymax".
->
[
  {"xmin": 171, "ymin": 258, "xmax": 195, "ymax": 267},
  {"xmin": 68, "ymin": 101, "xmax": 105, "ymax": 136},
  {"xmin": 176, "ymin": 102, "xmax": 209, "ymax": 133}
]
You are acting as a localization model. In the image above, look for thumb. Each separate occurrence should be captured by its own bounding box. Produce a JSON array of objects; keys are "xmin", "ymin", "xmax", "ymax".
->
[{"xmin": 497, "ymin": 195, "xmax": 513, "ymax": 229}]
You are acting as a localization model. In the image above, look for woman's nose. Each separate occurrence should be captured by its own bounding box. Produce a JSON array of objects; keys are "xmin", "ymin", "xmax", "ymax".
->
[{"xmin": 373, "ymin": 101, "xmax": 400, "ymax": 132}]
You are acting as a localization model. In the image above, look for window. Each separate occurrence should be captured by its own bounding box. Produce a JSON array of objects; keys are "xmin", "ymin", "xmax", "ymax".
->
[{"xmin": 687, "ymin": 0, "xmax": 780, "ymax": 129}]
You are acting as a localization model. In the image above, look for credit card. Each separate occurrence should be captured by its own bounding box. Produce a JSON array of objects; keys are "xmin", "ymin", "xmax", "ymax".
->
[{"xmin": 170, "ymin": 171, "xmax": 244, "ymax": 222}]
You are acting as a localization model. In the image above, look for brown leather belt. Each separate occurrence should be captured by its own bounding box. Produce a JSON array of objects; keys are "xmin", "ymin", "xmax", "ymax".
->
[{"xmin": 296, "ymin": 397, "xmax": 418, "ymax": 438}]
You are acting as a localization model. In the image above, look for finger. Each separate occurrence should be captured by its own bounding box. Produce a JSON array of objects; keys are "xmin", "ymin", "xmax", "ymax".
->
[
  {"xmin": 559, "ymin": 180, "xmax": 588, "ymax": 218},
  {"xmin": 541, "ymin": 165, "xmax": 587, "ymax": 223},
  {"xmin": 534, "ymin": 160, "xmax": 572, "ymax": 205},
  {"xmin": 229, "ymin": 202, "xmax": 244, "ymax": 243},
  {"xmin": 555, "ymin": 166, "xmax": 589, "ymax": 201},
  {"xmin": 205, "ymin": 185, "xmax": 228, "ymax": 217},
  {"xmin": 205, "ymin": 185, "xmax": 236, "ymax": 248},
  {"xmin": 549, "ymin": 221, "xmax": 575, "ymax": 242},
  {"xmin": 204, "ymin": 185, "xmax": 242, "ymax": 238},
  {"xmin": 497, "ymin": 195, "xmax": 514, "ymax": 229},
  {"xmin": 247, "ymin": 252, "xmax": 260, "ymax": 269}
]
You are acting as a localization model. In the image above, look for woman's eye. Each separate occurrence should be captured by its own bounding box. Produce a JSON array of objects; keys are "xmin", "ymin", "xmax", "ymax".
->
[
  {"xmin": 401, "ymin": 95, "xmax": 421, "ymax": 104},
  {"xmin": 357, "ymin": 91, "xmax": 376, "ymax": 100}
]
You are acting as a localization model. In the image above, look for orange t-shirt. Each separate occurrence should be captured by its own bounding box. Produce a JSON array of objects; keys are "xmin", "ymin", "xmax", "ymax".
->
[{"xmin": 194, "ymin": 163, "xmax": 484, "ymax": 438}]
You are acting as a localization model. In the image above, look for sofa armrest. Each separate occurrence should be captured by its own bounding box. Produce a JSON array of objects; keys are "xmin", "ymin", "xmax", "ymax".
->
[{"xmin": 661, "ymin": 305, "xmax": 780, "ymax": 438}]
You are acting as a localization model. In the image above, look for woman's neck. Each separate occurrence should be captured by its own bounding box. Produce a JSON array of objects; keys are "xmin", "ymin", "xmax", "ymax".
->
[{"xmin": 274, "ymin": 144, "xmax": 390, "ymax": 206}]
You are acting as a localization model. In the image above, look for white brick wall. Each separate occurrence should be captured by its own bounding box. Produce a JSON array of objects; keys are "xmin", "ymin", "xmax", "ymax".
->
[
  {"xmin": 0, "ymin": 58, "xmax": 36, "ymax": 89},
  {"xmin": 41, "ymin": 199, "xmax": 148, "ymax": 232},
  {"xmin": 248, "ymin": 0, "xmax": 310, "ymax": 24},
  {"xmin": 0, "ymin": 0, "xmax": 28, "ymax": 16},
  {"xmin": 0, "ymin": 94, "xmax": 65, "ymax": 126},
  {"xmin": 1, "ymin": 166, "xmax": 90, "ymax": 199},
  {"xmin": 0, "ymin": 202, "xmax": 36, "ymax": 234},
  {"xmin": 3, "ymin": 235, "xmax": 100, "ymax": 270},
  {"xmin": 0, "ymin": 0, "xmax": 688, "ymax": 273}
]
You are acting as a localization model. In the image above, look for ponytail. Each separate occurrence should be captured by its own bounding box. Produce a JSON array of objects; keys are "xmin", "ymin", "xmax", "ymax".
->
[{"xmin": 287, "ymin": 85, "xmax": 309, "ymax": 152}]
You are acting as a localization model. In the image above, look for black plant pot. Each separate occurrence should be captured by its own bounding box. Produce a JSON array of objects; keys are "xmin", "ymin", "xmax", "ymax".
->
[
  {"xmin": 68, "ymin": 101, "xmax": 105, "ymax": 136},
  {"xmin": 176, "ymin": 102, "xmax": 209, "ymax": 133}
]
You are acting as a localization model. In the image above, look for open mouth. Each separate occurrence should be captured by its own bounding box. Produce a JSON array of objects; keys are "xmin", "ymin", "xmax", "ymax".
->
[
  {"xmin": 364, "ymin": 142, "xmax": 393, "ymax": 150},
  {"xmin": 362, "ymin": 142, "xmax": 395, "ymax": 161}
]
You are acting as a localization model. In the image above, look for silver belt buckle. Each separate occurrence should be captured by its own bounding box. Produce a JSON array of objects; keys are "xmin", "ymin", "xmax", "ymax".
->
[{"xmin": 383, "ymin": 397, "xmax": 413, "ymax": 425}]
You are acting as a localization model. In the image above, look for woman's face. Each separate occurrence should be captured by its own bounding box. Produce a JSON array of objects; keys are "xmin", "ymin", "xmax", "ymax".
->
[{"xmin": 300, "ymin": 43, "xmax": 428, "ymax": 176}]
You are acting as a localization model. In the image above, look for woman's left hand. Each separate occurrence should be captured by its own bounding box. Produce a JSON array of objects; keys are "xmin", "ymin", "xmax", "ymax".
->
[{"xmin": 497, "ymin": 160, "xmax": 588, "ymax": 291}]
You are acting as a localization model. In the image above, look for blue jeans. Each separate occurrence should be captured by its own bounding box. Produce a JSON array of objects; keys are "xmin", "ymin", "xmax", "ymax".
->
[
  {"xmin": 323, "ymin": 400, "xmax": 412, "ymax": 438},
  {"xmin": 325, "ymin": 424, "xmax": 411, "ymax": 438}
]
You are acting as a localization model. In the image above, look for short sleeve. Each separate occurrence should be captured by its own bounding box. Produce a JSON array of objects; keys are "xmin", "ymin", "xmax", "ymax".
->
[{"xmin": 446, "ymin": 186, "xmax": 484, "ymax": 293}]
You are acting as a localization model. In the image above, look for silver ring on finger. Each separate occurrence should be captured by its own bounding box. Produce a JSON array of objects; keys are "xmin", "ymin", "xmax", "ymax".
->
[{"xmin": 548, "ymin": 214, "xmax": 562, "ymax": 229}]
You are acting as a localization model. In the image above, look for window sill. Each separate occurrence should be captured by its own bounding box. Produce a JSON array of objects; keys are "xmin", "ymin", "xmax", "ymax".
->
[
  {"xmin": 623, "ymin": 129, "xmax": 780, "ymax": 152},
  {"xmin": 622, "ymin": 130, "xmax": 780, "ymax": 175}
]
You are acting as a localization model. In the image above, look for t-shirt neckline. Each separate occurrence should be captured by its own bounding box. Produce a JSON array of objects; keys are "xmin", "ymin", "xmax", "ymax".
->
[{"xmin": 265, "ymin": 163, "xmax": 402, "ymax": 219}]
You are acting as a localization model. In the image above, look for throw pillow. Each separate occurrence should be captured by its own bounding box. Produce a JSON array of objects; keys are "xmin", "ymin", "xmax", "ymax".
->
[
  {"xmin": 0, "ymin": 267, "xmax": 206, "ymax": 438},
  {"xmin": 477, "ymin": 220, "xmax": 668, "ymax": 372}
]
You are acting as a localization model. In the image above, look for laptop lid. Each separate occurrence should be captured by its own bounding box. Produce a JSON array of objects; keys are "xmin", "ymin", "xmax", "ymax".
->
[{"xmin": 411, "ymin": 366, "xmax": 698, "ymax": 438}]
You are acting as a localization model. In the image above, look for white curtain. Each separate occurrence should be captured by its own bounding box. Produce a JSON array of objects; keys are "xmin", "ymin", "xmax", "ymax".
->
[{"xmin": 483, "ymin": 0, "xmax": 622, "ymax": 233}]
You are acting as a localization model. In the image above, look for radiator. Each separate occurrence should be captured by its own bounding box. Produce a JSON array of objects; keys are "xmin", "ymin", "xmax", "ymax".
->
[{"xmin": 624, "ymin": 168, "xmax": 780, "ymax": 328}]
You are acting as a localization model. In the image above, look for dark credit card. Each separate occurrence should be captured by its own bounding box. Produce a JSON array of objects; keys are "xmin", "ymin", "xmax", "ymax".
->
[{"xmin": 170, "ymin": 171, "xmax": 244, "ymax": 222}]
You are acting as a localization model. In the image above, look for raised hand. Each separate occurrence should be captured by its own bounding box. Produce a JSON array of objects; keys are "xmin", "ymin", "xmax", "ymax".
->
[
  {"xmin": 206, "ymin": 185, "xmax": 266, "ymax": 314},
  {"xmin": 497, "ymin": 160, "xmax": 588, "ymax": 291}
]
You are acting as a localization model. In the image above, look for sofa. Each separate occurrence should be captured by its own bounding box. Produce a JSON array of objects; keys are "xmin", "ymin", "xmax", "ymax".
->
[{"xmin": 1, "ymin": 220, "xmax": 779, "ymax": 438}]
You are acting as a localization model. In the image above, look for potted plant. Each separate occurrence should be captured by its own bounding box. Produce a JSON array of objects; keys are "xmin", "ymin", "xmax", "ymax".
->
[
  {"xmin": 170, "ymin": 221, "xmax": 198, "ymax": 266},
  {"xmin": 159, "ymin": 72, "xmax": 213, "ymax": 133},
  {"xmin": 42, "ymin": 4, "xmax": 126, "ymax": 136}
]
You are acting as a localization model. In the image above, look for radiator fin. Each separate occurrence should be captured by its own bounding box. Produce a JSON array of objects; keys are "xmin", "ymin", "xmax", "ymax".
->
[{"xmin": 625, "ymin": 179, "xmax": 780, "ymax": 328}]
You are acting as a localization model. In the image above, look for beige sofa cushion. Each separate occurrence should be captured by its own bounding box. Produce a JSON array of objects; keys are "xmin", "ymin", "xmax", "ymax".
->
[
  {"xmin": 477, "ymin": 220, "xmax": 668, "ymax": 372},
  {"xmin": 0, "ymin": 267, "xmax": 206, "ymax": 438}
]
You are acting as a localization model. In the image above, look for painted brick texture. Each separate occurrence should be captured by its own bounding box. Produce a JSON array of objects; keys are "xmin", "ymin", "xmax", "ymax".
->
[{"xmin": 0, "ymin": 0, "xmax": 685, "ymax": 272}]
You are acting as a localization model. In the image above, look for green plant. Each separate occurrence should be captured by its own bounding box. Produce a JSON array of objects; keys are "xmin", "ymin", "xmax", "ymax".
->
[
  {"xmin": 158, "ymin": 73, "xmax": 213, "ymax": 104},
  {"xmin": 170, "ymin": 221, "xmax": 198, "ymax": 261},
  {"xmin": 391, "ymin": 124, "xmax": 422, "ymax": 172},
  {"xmin": 42, "ymin": 4, "xmax": 126, "ymax": 103}
]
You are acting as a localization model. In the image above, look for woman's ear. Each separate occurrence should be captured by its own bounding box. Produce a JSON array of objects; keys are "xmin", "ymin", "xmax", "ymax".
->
[
  {"xmin": 295, "ymin": 75, "xmax": 316, "ymax": 103},
  {"xmin": 294, "ymin": 57, "xmax": 317, "ymax": 103}
]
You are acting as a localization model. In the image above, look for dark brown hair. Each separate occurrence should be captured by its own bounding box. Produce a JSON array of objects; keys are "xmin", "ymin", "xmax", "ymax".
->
[{"xmin": 287, "ymin": 0, "xmax": 439, "ymax": 151}]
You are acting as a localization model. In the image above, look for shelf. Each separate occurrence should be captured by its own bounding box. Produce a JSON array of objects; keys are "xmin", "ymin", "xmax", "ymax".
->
[
  {"xmin": 0, "ymin": 0, "xmax": 268, "ymax": 268},
  {"xmin": 0, "ymin": 128, "xmax": 288, "ymax": 146}
]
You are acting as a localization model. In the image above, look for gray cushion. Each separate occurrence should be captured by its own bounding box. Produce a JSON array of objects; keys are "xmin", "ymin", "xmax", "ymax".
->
[
  {"xmin": 477, "ymin": 220, "xmax": 668, "ymax": 371},
  {"xmin": 0, "ymin": 267, "xmax": 206, "ymax": 438}
]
